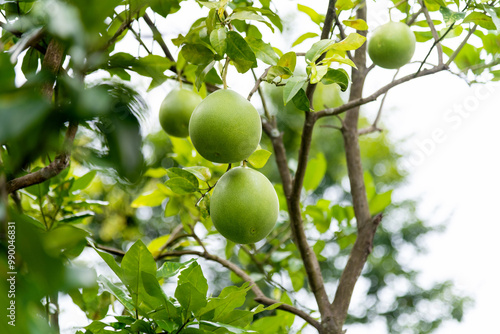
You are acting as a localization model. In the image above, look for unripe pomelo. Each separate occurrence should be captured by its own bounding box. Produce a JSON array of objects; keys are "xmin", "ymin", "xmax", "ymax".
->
[
  {"xmin": 159, "ymin": 88, "xmax": 202, "ymax": 137},
  {"xmin": 367, "ymin": 21, "xmax": 416, "ymax": 69},
  {"xmin": 210, "ymin": 167, "xmax": 279, "ymax": 244},
  {"xmin": 189, "ymin": 89, "xmax": 262, "ymax": 163}
]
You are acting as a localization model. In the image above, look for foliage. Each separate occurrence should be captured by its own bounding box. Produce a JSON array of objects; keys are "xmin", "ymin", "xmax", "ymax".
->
[{"xmin": 1, "ymin": 0, "xmax": 495, "ymax": 333}]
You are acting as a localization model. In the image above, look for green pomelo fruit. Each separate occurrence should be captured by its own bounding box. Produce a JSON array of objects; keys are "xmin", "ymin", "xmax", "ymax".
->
[
  {"xmin": 210, "ymin": 167, "xmax": 279, "ymax": 244},
  {"xmin": 189, "ymin": 89, "xmax": 262, "ymax": 163},
  {"xmin": 368, "ymin": 21, "xmax": 416, "ymax": 69},
  {"xmin": 159, "ymin": 88, "xmax": 202, "ymax": 137}
]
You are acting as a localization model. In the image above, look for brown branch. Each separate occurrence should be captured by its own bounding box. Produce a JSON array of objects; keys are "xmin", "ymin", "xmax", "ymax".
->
[
  {"xmin": 331, "ymin": 1, "xmax": 380, "ymax": 331},
  {"xmin": 6, "ymin": 39, "xmax": 79, "ymax": 194},
  {"xmin": 358, "ymin": 69, "xmax": 399, "ymax": 135},
  {"xmin": 6, "ymin": 122, "xmax": 78, "ymax": 194},
  {"xmin": 420, "ymin": 0, "xmax": 443, "ymax": 64},
  {"xmin": 143, "ymin": 13, "xmax": 175, "ymax": 62},
  {"xmin": 446, "ymin": 24, "xmax": 477, "ymax": 66},
  {"xmin": 157, "ymin": 250, "xmax": 322, "ymax": 331},
  {"xmin": 316, "ymin": 64, "xmax": 448, "ymax": 119},
  {"xmin": 407, "ymin": 7, "xmax": 424, "ymax": 26},
  {"xmin": 92, "ymin": 243, "xmax": 126, "ymax": 256},
  {"xmin": 248, "ymin": 67, "xmax": 271, "ymax": 101}
]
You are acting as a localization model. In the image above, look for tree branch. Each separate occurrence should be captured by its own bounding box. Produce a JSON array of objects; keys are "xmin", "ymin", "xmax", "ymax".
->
[
  {"xmin": 6, "ymin": 39, "xmax": 79, "ymax": 194},
  {"xmin": 331, "ymin": 1, "xmax": 380, "ymax": 330},
  {"xmin": 6, "ymin": 122, "xmax": 78, "ymax": 194},
  {"xmin": 156, "ymin": 250, "xmax": 322, "ymax": 331},
  {"xmin": 446, "ymin": 24, "xmax": 477, "ymax": 66},
  {"xmin": 316, "ymin": 64, "xmax": 448, "ymax": 119},
  {"xmin": 420, "ymin": 0, "xmax": 443, "ymax": 64},
  {"xmin": 142, "ymin": 13, "xmax": 175, "ymax": 62}
]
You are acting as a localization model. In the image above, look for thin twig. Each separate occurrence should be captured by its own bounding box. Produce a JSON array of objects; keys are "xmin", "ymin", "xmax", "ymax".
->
[
  {"xmin": 446, "ymin": 24, "xmax": 477, "ymax": 66},
  {"xmin": 420, "ymin": 0, "xmax": 443, "ymax": 64},
  {"xmin": 157, "ymin": 250, "xmax": 322, "ymax": 331},
  {"xmin": 358, "ymin": 69, "xmax": 399, "ymax": 135},
  {"xmin": 143, "ymin": 13, "xmax": 175, "ymax": 62}
]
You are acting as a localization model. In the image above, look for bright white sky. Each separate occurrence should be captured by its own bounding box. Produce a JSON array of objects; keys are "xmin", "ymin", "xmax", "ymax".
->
[{"xmin": 59, "ymin": 0, "xmax": 500, "ymax": 332}]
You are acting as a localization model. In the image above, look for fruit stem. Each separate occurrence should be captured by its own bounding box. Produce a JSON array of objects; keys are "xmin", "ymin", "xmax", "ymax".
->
[{"xmin": 222, "ymin": 57, "xmax": 230, "ymax": 89}]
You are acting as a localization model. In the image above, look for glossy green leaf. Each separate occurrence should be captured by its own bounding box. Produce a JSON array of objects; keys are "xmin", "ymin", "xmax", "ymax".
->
[
  {"xmin": 144, "ymin": 167, "xmax": 168, "ymax": 178},
  {"xmin": 266, "ymin": 65, "xmax": 293, "ymax": 81},
  {"xmin": 246, "ymin": 37, "xmax": 280, "ymax": 65},
  {"xmin": 21, "ymin": 48, "xmax": 40, "ymax": 78},
  {"xmin": 181, "ymin": 43, "xmax": 215, "ymax": 65},
  {"xmin": 305, "ymin": 39, "xmax": 336, "ymax": 62},
  {"xmin": 292, "ymin": 88, "xmax": 310, "ymax": 112},
  {"xmin": 166, "ymin": 177, "xmax": 199, "ymax": 194},
  {"xmin": 303, "ymin": 153, "xmax": 327, "ymax": 191},
  {"xmin": 71, "ymin": 170, "xmax": 97, "ymax": 192},
  {"xmin": 175, "ymin": 262, "xmax": 208, "ymax": 315},
  {"xmin": 283, "ymin": 76, "xmax": 307, "ymax": 105},
  {"xmin": 210, "ymin": 27, "xmax": 227, "ymax": 55},
  {"xmin": 226, "ymin": 31, "xmax": 258, "ymax": 73},
  {"xmin": 324, "ymin": 53, "xmax": 357, "ymax": 68},
  {"xmin": 121, "ymin": 240, "xmax": 158, "ymax": 308},
  {"xmin": 247, "ymin": 149, "xmax": 272, "ymax": 168},
  {"xmin": 229, "ymin": 10, "xmax": 274, "ymax": 32},
  {"xmin": 292, "ymin": 32, "xmax": 319, "ymax": 47},
  {"xmin": 98, "ymin": 275, "xmax": 135, "ymax": 314},
  {"xmin": 157, "ymin": 259, "xmax": 197, "ymax": 279},
  {"xmin": 198, "ymin": 283, "xmax": 251, "ymax": 320},
  {"xmin": 184, "ymin": 166, "xmax": 212, "ymax": 182},
  {"xmin": 309, "ymin": 63, "xmax": 329, "ymax": 84},
  {"xmin": 94, "ymin": 248, "xmax": 123, "ymax": 280},
  {"xmin": 321, "ymin": 68, "xmax": 349, "ymax": 91}
]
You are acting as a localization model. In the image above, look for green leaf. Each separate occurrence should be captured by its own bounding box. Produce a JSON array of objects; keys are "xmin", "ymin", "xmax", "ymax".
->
[
  {"xmin": 98, "ymin": 275, "xmax": 135, "ymax": 314},
  {"xmin": 59, "ymin": 211, "xmax": 95, "ymax": 224},
  {"xmin": 225, "ymin": 31, "xmax": 258, "ymax": 73},
  {"xmin": 283, "ymin": 76, "xmax": 307, "ymax": 105},
  {"xmin": 121, "ymin": 240, "xmax": 158, "ymax": 308},
  {"xmin": 141, "ymin": 271, "xmax": 179, "ymax": 318},
  {"xmin": 184, "ymin": 166, "xmax": 212, "ymax": 182},
  {"xmin": 292, "ymin": 88, "xmax": 310, "ymax": 112},
  {"xmin": 229, "ymin": 10, "xmax": 274, "ymax": 32},
  {"xmin": 266, "ymin": 65, "xmax": 293, "ymax": 81},
  {"xmin": 305, "ymin": 39, "xmax": 336, "ymax": 62},
  {"xmin": 292, "ymin": 32, "xmax": 319, "ymax": 47},
  {"xmin": 309, "ymin": 63, "xmax": 329, "ymax": 84},
  {"xmin": 93, "ymin": 248, "xmax": 123, "ymax": 280},
  {"xmin": 245, "ymin": 37, "xmax": 280, "ymax": 65},
  {"xmin": 337, "ymin": 232, "xmax": 357, "ymax": 249},
  {"xmin": 71, "ymin": 170, "xmax": 97, "ymax": 192},
  {"xmin": 277, "ymin": 51, "xmax": 297, "ymax": 78},
  {"xmin": 440, "ymin": 7, "xmax": 466, "ymax": 26},
  {"xmin": 181, "ymin": 43, "xmax": 215, "ymax": 65},
  {"xmin": 364, "ymin": 171, "xmax": 376, "ymax": 201},
  {"xmin": 331, "ymin": 33, "xmax": 366, "ymax": 51},
  {"xmin": 198, "ymin": 283, "xmax": 251, "ymax": 320},
  {"xmin": 210, "ymin": 27, "xmax": 227, "ymax": 55},
  {"xmin": 297, "ymin": 4, "xmax": 324, "ymax": 26},
  {"xmin": 321, "ymin": 68, "xmax": 349, "ymax": 91},
  {"xmin": 342, "ymin": 19, "xmax": 368, "ymax": 30},
  {"xmin": 175, "ymin": 262, "xmax": 208, "ymax": 315},
  {"xmin": 463, "ymin": 12, "xmax": 496, "ymax": 30},
  {"xmin": 247, "ymin": 149, "xmax": 272, "ymax": 169},
  {"xmin": 323, "ymin": 53, "xmax": 357, "ymax": 68},
  {"xmin": 303, "ymin": 153, "xmax": 327, "ymax": 191},
  {"xmin": 369, "ymin": 190, "xmax": 392, "ymax": 215},
  {"xmin": 150, "ymin": 0, "xmax": 182, "ymax": 17},
  {"xmin": 131, "ymin": 189, "xmax": 167, "ymax": 208},
  {"xmin": 198, "ymin": 320, "xmax": 253, "ymax": 333},
  {"xmin": 167, "ymin": 167, "xmax": 199, "ymax": 187},
  {"xmin": 166, "ymin": 177, "xmax": 199, "ymax": 194},
  {"xmin": 157, "ymin": 259, "xmax": 197, "ymax": 279},
  {"xmin": 25, "ymin": 176, "xmax": 50, "ymax": 199},
  {"xmin": 336, "ymin": 0, "xmax": 354, "ymax": 11},
  {"xmin": 0, "ymin": 52, "xmax": 15, "ymax": 91}
]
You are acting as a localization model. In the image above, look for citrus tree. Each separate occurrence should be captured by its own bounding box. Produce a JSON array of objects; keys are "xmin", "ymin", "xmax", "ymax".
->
[{"xmin": 1, "ymin": 0, "xmax": 497, "ymax": 333}]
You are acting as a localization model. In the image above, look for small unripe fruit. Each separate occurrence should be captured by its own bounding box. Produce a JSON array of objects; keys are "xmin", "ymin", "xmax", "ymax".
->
[
  {"xmin": 159, "ymin": 88, "xmax": 202, "ymax": 137},
  {"xmin": 210, "ymin": 167, "xmax": 279, "ymax": 244},
  {"xmin": 368, "ymin": 21, "xmax": 416, "ymax": 69},
  {"xmin": 189, "ymin": 89, "xmax": 262, "ymax": 163}
]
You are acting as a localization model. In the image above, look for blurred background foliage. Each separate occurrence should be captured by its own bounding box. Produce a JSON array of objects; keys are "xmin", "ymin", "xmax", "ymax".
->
[{"xmin": 0, "ymin": 0, "xmax": 480, "ymax": 333}]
